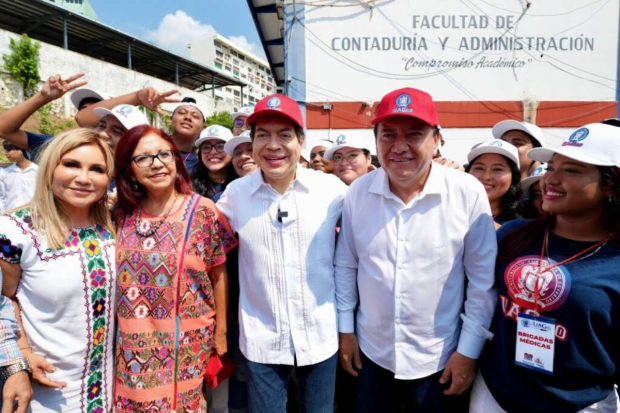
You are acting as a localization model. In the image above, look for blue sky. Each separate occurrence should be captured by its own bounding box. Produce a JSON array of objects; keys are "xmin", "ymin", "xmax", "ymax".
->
[{"xmin": 89, "ymin": 0, "xmax": 265, "ymax": 59}]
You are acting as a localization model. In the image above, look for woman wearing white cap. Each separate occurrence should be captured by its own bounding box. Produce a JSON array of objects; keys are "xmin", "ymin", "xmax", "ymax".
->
[
  {"xmin": 493, "ymin": 120, "xmax": 546, "ymax": 180},
  {"xmin": 192, "ymin": 125, "xmax": 239, "ymax": 202},
  {"xmin": 324, "ymin": 133, "xmax": 373, "ymax": 185},
  {"xmin": 310, "ymin": 139, "xmax": 334, "ymax": 173},
  {"xmin": 472, "ymin": 123, "xmax": 620, "ymax": 413},
  {"xmin": 465, "ymin": 139, "xmax": 523, "ymax": 229},
  {"xmin": 232, "ymin": 106, "xmax": 255, "ymax": 137},
  {"xmin": 224, "ymin": 130, "xmax": 258, "ymax": 177}
]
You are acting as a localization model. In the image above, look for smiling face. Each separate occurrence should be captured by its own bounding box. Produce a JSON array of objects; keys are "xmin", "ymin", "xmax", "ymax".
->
[
  {"xmin": 130, "ymin": 133, "xmax": 177, "ymax": 195},
  {"xmin": 501, "ymin": 130, "xmax": 535, "ymax": 176},
  {"xmin": 541, "ymin": 154, "xmax": 609, "ymax": 217},
  {"xmin": 376, "ymin": 117, "xmax": 438, "ymax": 187},
  {"xmin": 232, "ymin": 142, "xmax": 258, "ymax": 177},
  {"xmin": 96, "ymin": 115, "xmax": 126, "ymax": 150},
  {"xmin": 171, "ymin": 105, "xmax": 204, "ymax": 140},
  {"xmin": 199, "ymin": 139, "xmax": 231, "ymax": 173},
  {"xmin": 310, "ymin": 145, "xmax": 333, "ymax": 173},
  {"xmin": 252, "ymin": 116, "xmax": 302, "ymax": 183},
  {"xmin": 468, "ymin": 153, "xmax": 513, "ymax": 205},
  {"xmin": 51, "ymin": 143, "xmax": 109, "ymax": 214},
  {"xmin": 333, "ymin": 147, "xmax": 371, "ymax": 185}
]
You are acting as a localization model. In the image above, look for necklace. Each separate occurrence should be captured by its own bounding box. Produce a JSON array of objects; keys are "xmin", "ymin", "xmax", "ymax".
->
[{"xmin": 135, "ymin": 193, "xmax": 179, "ymax": 238}]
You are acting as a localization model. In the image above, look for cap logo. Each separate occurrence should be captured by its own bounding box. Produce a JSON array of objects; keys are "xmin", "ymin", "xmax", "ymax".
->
[
  {"xmin": 532, "ymin": 165, "xmax": 545, "ymax": 177},
  {"xmin": 488, "ymin": 141, "xmax": 503, "ymax": 147},
  {"xmin": 115, "ymin": 105, "xmax": 133, "ymax": 118},
  {"xmin": 267, "ymin": 97, "xmax": 281, "ymax": 108},
  {"xmin": 393, "ymin": 93, "xmax": 413, "ymax": 114},
  {"xmin": 208, "ymin": 126, "xmax": 219, "ymax": 134},
  {"xmin": 562, "ymin": 127, "xmax": 589, "ymax": 148},
  {"xmin": 336, "ymin": 134, "xmax": 346, "ymax": 144}
]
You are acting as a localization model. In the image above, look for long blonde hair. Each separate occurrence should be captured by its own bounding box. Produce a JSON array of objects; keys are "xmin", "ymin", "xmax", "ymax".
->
[{"xmin": 28, "ymin": 128, "xmax": 115, "ymax": 249}]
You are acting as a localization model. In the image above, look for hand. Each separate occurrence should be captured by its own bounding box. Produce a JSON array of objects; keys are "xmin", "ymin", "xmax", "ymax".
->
[
  {"xmin": 439, "ymin": 351, "xmax": 476, "ymax": 395},
  {"xmin": 22, "ymin": 349, "xmax": 67, "ymax": 389},
  {"xmin": 434, "ymin": 157, "xmax": 465, "ymax": 172},
  {"xmin": 136, "ymin": 88, "xmax": 181, "ymax": 115},
  {"xmin": 105, "ymin": 191, "xmax": 117, "ymax": 209},
  {"xmin": 40, "ymin": 73, "xmax": 87, "ymax": 102},
  {"xmin": 213, "ymin": 327, "xmax": 227, "ymax": 357},
  {"xmin": 2, "ymin": 370, "xmax": 32, "ymax": 413},
  {"xmin": 339, "ymin": 333, "xmax": 362, "ymax": 377}
]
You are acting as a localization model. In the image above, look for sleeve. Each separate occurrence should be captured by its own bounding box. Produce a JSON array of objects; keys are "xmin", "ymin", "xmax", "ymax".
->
[
  {"xmin": 457, "ymin": 184, "xmax": 499, "ymax": 359},
  {"xmin": 215, "ymin": 185, "xmax": 236, "ymax": 233},
  {"xmin": 0, "ymin": 215, "xmax": 24, "ymax": 265},
  {"xmin": 201, "ymin": 202, "xmax": 238, "ymax": 269},
  {"xmin": 26, "ymin": 132, "xmax": 52, "ymax": 151},
  {"xmin": 334, "ymin": 188, "xmax": 359, "ymax": 334},
  {"xmin": 0, "ymin": 171, "xmax": 6, "ymax": 214},
  {"xmin": 0, "ymin": 258, "xmax": 24, "ymax": 367}
]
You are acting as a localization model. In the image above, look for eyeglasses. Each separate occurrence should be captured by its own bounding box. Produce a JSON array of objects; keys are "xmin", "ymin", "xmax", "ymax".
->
[
  {"xmin": 332, "ymin": 152, "xmax": 363, "ymax": 164},
  {"xmin": 200, "ymin": 142, "xmax": 226, "ymax": 153},
  {"xmin": 131, "ymin": 150, "xmax": 175, "ymax": 168},
  {"xmin": 234, "ymin": 118, "xmax": 247, "ymax": 128}
]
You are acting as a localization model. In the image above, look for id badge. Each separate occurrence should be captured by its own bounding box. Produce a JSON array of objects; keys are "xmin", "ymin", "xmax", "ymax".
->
[{"xmin": 515, "ymin": 313, "xmax": 555, "ymax": 375}]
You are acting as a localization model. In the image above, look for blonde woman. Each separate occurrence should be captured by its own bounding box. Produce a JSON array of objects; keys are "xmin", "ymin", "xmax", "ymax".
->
[{"xmin": 0, "ymin": 128, "xmax": 116, "ymax": 412}]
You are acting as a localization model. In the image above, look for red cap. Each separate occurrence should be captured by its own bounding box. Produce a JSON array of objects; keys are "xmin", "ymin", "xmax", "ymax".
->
[
  {"xmin": 372, "ymin": 88, "xmax": 438, "ymax": 126},
  {"xmin": 247, "ymin": 94, "xmax": 304, "ymax": 128}
]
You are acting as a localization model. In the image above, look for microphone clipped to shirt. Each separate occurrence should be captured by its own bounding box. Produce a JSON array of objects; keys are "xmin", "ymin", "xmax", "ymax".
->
[{"xmin": 277, "ymin": 207, "xmax": 289, "ymax": 223}]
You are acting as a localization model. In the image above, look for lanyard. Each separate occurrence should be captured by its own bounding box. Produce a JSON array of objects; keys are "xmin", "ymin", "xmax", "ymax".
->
[
  {"xmin": 535, "ymin": 229, "xmax": 614, "ymax": 312},
  {"xmin": 182, "ymin": 151, "xmax": 193, "ymax": 165}
]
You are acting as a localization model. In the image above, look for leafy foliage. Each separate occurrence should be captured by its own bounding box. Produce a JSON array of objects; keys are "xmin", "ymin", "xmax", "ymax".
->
[
  {"xmin": 206, "ymin": 111, "xmax": 233, "ymax": 131},
  {"xmin": 38, "ymin": 105, "xmax": 74, "ymax": 135},
  {"xmin": 2, "ymin": 34, "xmax": 41, "ymax": 96}
]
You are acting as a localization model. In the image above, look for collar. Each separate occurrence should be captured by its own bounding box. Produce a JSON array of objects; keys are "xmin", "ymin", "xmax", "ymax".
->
[
  {"xmin": 7, "ymin": 163, "xmax": 38, "ymax": 173},
  {"xmin": 368, "ymin": 162, "xmax": 448, "ymax": 202},
  {"xmin": 249, "ymin": 164, "xmax": 310, "ymax": 195}
]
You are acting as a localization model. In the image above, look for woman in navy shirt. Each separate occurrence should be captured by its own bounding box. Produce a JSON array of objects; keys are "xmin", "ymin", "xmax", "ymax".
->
[{"xmin": 473, "ymin": 123, "xmax": 620, "ymax": 412}]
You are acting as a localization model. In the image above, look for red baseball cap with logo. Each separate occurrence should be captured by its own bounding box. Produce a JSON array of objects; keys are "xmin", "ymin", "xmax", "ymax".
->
[
  {"xmin": 372, "ymin": 87, "xmax": 439, "ymax": 126},
  {"xmin": 247, "ymin": 94, "xmax": 304, "ymax": 128}
]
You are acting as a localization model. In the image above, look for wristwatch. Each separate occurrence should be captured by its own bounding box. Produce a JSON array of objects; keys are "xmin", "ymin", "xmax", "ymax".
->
[{"xmin": 1, "ymin": 358, "xmax": 32, "ymax": 380}]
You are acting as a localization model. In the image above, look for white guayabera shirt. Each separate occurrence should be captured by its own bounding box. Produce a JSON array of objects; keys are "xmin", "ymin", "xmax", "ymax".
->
[
  {"xmin": 217, "ymin": 165, "xmax": 347, "ymax": 366},
  {"xmin": 335, "ymin": 164, "xmax": 498, "ymax": 380}
]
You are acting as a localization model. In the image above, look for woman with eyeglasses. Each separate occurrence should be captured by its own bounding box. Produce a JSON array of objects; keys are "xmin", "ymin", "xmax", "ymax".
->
[
  {"xmin": 192, "ymin": 125, "xmax": 239, "ymax": 202},
  {"xmin": 324, "ymin": 134, "xmax": 374, "ymax": 185},
  {"xmin": 232, "ymin": 106, "xmax": 254, "ymax": 137},
  {"xmin": 113, "ymin": 125, "xmax": 237, "ymax": 412}
]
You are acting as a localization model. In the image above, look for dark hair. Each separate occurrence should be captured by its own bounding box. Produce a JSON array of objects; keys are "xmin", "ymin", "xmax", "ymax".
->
[
  {"xmin": 2, "ymin": 141, "xmax": 28, "ymax": 159},
  {"xmin": 191, "ymin": 154, "xmax": 239, "ymax": 200},
  {"xmin": 250, "ymin": 123, "xmax": 305, "ymax": 142},
  {"xmin": 182, "ymin": 97, "xmax": 197, "ymax": 104},
  {"xmin": 497, "ymin": 165, "xmax": 620, "ymax": 269},
  {"xmin": 78, "ymin": 97, "xmax": 102, "ymax": 111},
  {"xmin": 465, "ymin": 154, "xmax": 523, "ymax": 222},
  {"xmin": 114, "ymin": 125, "xmax": 193, "ymax": 222}
]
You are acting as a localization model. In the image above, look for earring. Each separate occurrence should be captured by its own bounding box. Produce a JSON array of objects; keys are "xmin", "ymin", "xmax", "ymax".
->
[
  {"xmin": 98, "ymin": 193, "xmax": 109, "ymax": 206},
  {"xmin": 130, "ymin": 180, "xmax": 139, "ymax": 191}
]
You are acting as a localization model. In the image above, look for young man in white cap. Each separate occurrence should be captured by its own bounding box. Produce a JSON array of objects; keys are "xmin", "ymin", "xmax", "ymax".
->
[
  {"xmin": 324, "ymin": 133, "xmax": 373, "ymax": 185},
  {"xmin": 217, "ymin": 94, "xmax": 347, "ymax": 413},
  {"xmin": 70, "ymin": 88, "xmax": 110, "ymax": 112},
  {"xmin": 492, "ymin": 120, "xmax": 546, "ymax": 180},
  {"xmin": 336, "ymin": 87, "xmax": 497, "ymax": 412},
  {"xmin": 225, "ymin": 130, "xmax": 258, "ymax": 177},
  {"xmin": 93, "ymin": 104, "xmax": 150, "ymax": 148},
  {"xmin": 310, "ymin": 139, "xmax": 334, "ymax": 173},
  {"xmin": 232, "ymin": 106, "xmax": 255, "ymax": 136}
]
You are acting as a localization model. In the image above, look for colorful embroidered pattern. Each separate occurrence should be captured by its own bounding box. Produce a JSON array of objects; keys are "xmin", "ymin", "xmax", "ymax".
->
[{"xmin": 114, "ymin": 194, "xmax": 237, "ymax": 411}]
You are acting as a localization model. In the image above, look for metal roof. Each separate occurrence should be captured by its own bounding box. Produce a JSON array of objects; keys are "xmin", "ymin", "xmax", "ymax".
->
[
  {"xmin": 246, "ymin": 0, "xmax": 285, "ymax": 86},
  {"xmin": 0, "ymin": 0, "xmax": 246, "ymax": 91}
]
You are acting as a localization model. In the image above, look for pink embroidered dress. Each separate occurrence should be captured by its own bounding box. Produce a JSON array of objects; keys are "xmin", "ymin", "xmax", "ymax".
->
[
  {"xmin": 114, "ymin": 193, "xmax": 237, "ymax": 412},
  {"xmin": 0, "ymin": 207, "xmax": 116, "ymax": 413}
]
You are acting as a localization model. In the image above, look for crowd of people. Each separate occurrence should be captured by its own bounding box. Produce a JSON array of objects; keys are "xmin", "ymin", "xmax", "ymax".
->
[{"xmin": 0, "ymin": 71, "xmax": 619, "ymax": 413}]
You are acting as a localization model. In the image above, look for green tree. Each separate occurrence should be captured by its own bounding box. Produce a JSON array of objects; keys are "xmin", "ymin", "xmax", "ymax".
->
[
  {"xmin": 206, "ymin": 111, "xmax": 233, "ymax": 131},
  {"xmin": 2, "ymin": 34, "xmax": 41, "ymax": 96}
]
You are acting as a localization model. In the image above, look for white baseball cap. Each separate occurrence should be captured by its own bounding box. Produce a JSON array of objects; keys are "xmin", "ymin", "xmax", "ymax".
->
[
  {"xmin": 94, "ymin": 104, "xmax": 149, "ymax": 130},
  {"xmin": 70, "ymin": 88, "xmax": 110, "ymax": 110},
  {"xmin": 311, "ymin": 139, "xmax": 334, "ymax": 153},
  {"xmin": 324, "ymin": 133, "xmax": 370, "ymax": 160},
  {"xmin": 467, "ymin": 139, "xmax": 520, "ymax": 170},
  {"xmin": 196, "ymin": 124, "xmax": 234, "ymax": 147},
  {"xmin": 232, "ymin": 106, "xmax": 255, "ymax": 121},
  {"xmin": 528, "ymin": 123, "xmax": 620, "ymax": 167},
  {"xmin": 224, "ymin": 130, "xmax": 252, "ymax": 156},
  {"xmin": 520, "ymin": 163, "xmax": 546, "ymax": 193},
  {"xmin": 492, "ymin": 120, "xmax": 546, "ymax": 148},
  {"xmin": 172, "ymin": 102, "xmax": 207, "ymax": 122}
]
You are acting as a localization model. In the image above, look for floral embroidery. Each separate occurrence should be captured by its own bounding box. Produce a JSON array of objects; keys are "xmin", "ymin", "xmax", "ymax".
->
[{"xmin": 0, "ymin": 235, "xmax": 22, "ymax": 264}]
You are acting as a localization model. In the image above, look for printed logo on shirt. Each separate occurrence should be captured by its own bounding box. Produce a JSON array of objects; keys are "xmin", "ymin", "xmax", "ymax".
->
[
  {"xmin": 267, "ymin": 97, "xmax": 281, "ymax": 108},
  {"xmin": 336, "ymin": 134, "xmax": 346, "ymax": 145},
  {"xmin": 393, "ymin": 93, "xmax": 413, "ymax": 114},
  {"xmin": 562, "ymin": 127, "xmax": 589, "ymax": 148},
  {"xmin": 504, "ymin": 255, "xmax": 572, "ymax": 312}
]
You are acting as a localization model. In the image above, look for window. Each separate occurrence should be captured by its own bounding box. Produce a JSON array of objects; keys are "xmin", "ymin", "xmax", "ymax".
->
[
  {"xmin": 243, "ymin": 94, "xmax": 248, "ymax": 99},
  {"xmin": 225, "ymin": 55, "xmax": 230, "ymax": 61},
  {"xmin": 233, "ymin": 90, "xmax": 240, "ymax": 97},
  {"xmin": 239, "ymin": 55, "xmax": 245, "ymax": 61},
  {"xmin": 225, "ymin": 88, "xmax": 232, "ymax": 93},
  {"xmin": 266, "ymin": 68, "xmax": 271, "ymax": 75},
  {"xmin": 225, "ymin": 65, "xmax": 232, "ymax": 71},
  {"xmin": 233, "ymin": 69, "xmax": 240, "ymax": 77},
  {"xmin": 214, "ymin": 62, "xmax": 222, "ymax": 69},
  {"xmin": 214, "ymin": 41, "xmax": 222, "ymax": 48},
  {"xmin": 233, "ymin": 59, "xmax": 239, "ymax": 65},
  {"xmin": 234, "ymin": 99, "xmax": 241, "ymax": 107},
  {"xmin": 249, "ymin": 96, "xmax": 256, "ymax": 103},
  {"xmin": 231, "ymin": 50, "xmax": 238, "ymax": 57},
  {"xmin": 216, "ymin": 50, "xmax": 223, "ymax": 58},
  {"xmin": 268, "ymin": 76, "xmax": 273, "ymax": 83},
  {"xmin": 248, "ymin": 68, "xmax": 253, "ymax": 73},
  {"xmin": 259, "ymin": 65, "xmax": 265, "ymax": 71},
  {"xmin": 226, "ymin": 98, "xmax": 232, "ymax": 103},
  {"xmin": 241, "ymin": 74, "xmax": 247, "ymax": 79}
]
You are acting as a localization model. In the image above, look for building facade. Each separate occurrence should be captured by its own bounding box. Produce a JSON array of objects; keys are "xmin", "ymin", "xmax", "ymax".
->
[{"xmin": 190, "ymin": 34, "xmax": 277, "ymax": 109}]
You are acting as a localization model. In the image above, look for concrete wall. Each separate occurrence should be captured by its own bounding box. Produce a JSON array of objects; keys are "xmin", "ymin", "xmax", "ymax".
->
[{"xmin": 0, "ymin": 29, "xmax": 235, "ymax": 120}]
